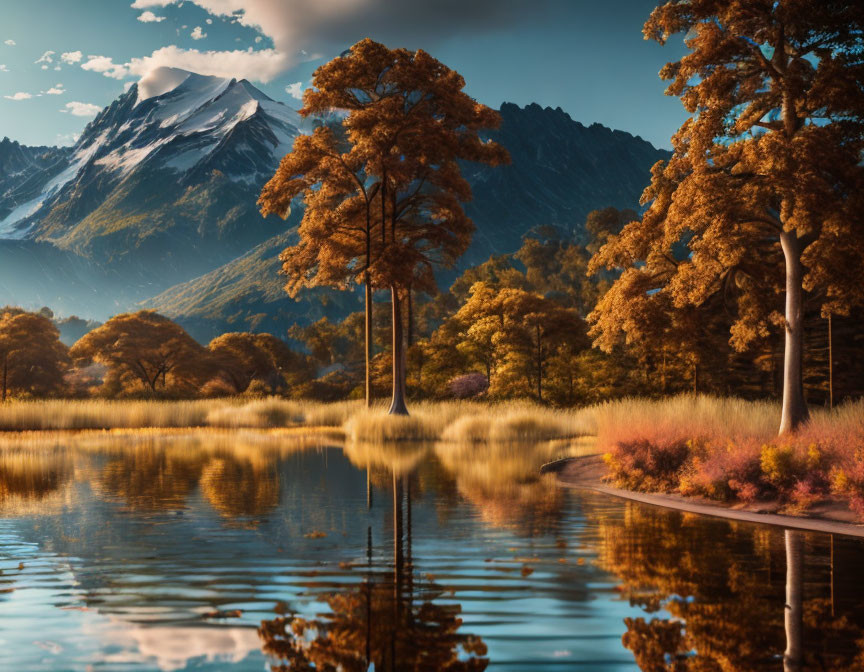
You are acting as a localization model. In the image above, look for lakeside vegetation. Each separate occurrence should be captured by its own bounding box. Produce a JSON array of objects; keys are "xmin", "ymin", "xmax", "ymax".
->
[{"xmin": 1, "ymin": 393, "xmax": 863, "ymax": 520}]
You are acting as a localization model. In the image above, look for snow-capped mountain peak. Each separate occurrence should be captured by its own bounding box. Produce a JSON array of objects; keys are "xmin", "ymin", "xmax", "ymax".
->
[{"xmin": 0, "ymin": 70, "xmax": 310, "ymax": 238}]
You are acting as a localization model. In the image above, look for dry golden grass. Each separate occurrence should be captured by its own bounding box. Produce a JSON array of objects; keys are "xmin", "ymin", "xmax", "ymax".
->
[
  {"xmin": 587, "ymin": 394, "xmax": 780, "ymax": 451},
  {"xmin": 0, "ymin": 394, "xmax": 856, "ymax": 449}
]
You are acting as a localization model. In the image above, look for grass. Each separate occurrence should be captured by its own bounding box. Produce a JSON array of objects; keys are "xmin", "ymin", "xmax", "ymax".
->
[
  {"xmin": 1, "ymin": 393, "xmax": 861, "ymax": 521},
  {"xmin": 594, "ymin": 395, "xmax": 864, "ymax": 519}
]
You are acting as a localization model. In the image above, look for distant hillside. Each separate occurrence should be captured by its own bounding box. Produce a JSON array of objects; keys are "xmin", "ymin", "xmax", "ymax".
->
[
  {"xmin": 146, "ymin": 103, "xmax": 669, "ymax": 341},
  {"xmin": 143, "ymin": 231, "xmax": 360, "ymax": 342},
  {"xmin": 0, "ymin": 70, "xmax": 667, "ymax": 336}
]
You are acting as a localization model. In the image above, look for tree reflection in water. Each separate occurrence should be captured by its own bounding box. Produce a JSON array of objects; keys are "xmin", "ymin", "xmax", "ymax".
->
[
  {"xmin": 259, "ymin": 454, "xmax": 489, "ymax": 672},
  {"xmin": 590, "ymin": 502, "xmax": 864, "ymax": 671}
]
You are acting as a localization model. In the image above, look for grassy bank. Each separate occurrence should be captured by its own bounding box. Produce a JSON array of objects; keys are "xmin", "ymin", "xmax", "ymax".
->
[
  {"xmin": 0, "ymin": 397, "xmax": 595, "ymax": 443},
  {"xmin": 597, "ymin": 396, "xmax": 864, "ymax": 519},
  {"xmin": 1, "ymin": 394, "xmax": 862, "ymax": 519}
]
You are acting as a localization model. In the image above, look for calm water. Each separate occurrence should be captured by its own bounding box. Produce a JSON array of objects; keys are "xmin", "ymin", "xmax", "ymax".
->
[{"xmin": 1, "ymin": 434, "xmax": 863, "ymax": 671}]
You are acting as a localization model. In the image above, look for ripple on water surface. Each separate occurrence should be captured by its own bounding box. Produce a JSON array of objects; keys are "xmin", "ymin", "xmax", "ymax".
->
[{"xmin": 1, "ymin": 438, "xmax": 863, "ymax": 671}]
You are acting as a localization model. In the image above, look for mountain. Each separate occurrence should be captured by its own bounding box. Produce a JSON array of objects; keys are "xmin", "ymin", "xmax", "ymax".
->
[
  {"xmin": 145, "ymin": 102, "xmax": 670, "ymax": 341},
  {"xmin": 0, "ymin": 137, "xmax": 72, "ymax": 226},
  {"xmin": 0, "ymin": 68, "xmax": 669, "ymax": 338},
  {"xmin": 0, "ymin": 68, "xmax": 308, "ymax": 317}
]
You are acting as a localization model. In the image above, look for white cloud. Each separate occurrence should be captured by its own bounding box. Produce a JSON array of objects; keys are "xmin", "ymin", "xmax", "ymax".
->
[
  {"xmin": 285, "ymin": 81, "xmax": 303, "ymax": 100},
  {"xmin": 61, "ymin": 50, "xmax": 83, "ymax": 64},
  {"xmin": 97, "ymin": 0, "xmax": 533, "ymax": 97},
  {"xmin": 63, "ymin": 101, "xmax": 102, "ymax": 117},
  {"xmin": 191, "ymin": 26, "xmax": 207, "ymax": 40},
  {"xmin": 83, "ymin": 46, "xmax": 286, "ymax": 92},
  {"xmin": 205, "ymin": 18, "xmax": 212, "ymax": 24},
  {"xmin": 44, "ymin": 83, "xmax": 65, "ymax": 95},
  {"xmin": 35, "ymin": 50, "xmax": 55, "ymax": 65},
  {"xmin": 0, "ymin": 64, "xmax": 8, "ymax": 72},
  {"xmin": 3, "ymin": 39, "xmax": 15, "ymax": 47},
  {"xmin": 4, "ymin": 91, "xmax": 32, "ymax": 100},
  {"xmin": 254, "ymin": 36, "xmax": 262, "ymax": 43},
  {"xmin": 138, "ymin": 11, "xmax": 166, "ymax": 23},
  {"xmin": 81, "ymin": 54, "xmax": 130, "ymax": 79}
]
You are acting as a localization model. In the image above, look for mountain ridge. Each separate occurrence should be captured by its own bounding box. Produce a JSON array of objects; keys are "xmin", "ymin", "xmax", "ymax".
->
[{"xmin": 0, "ymin": 70, "xmax": 669, "ymax": 336}]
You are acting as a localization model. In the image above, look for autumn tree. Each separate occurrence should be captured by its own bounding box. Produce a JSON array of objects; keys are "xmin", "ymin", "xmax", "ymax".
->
[
  {"xmin": 70, "ymin": 311, "xmax": 206, "ymax": 396},
  {"xmin": 253, "ymin": 332, "xmax": 315, "ymax": 390},
  {"xmin": 300, "ymin": 38, "xmax": 508, "ymax": 415},
  {"xmin": 584, "ymin": 207, "xmax": 638, "ymax": 257},
  {"xmin": 0, "ymin": 307, "xmax": 69, "ymax": 400},
  {"xmin": 259, "ymin": 125, "xmax": 380, "ymax": 407},
  {"xmin": 208, "ymin": 332, "xmax": 279, "ymax": 394},
  {"xmin": 590, "ymin": 1, "xmax": 864, "ymax": 433}
]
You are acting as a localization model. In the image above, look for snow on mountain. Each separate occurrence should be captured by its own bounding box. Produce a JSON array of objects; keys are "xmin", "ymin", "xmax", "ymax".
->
[{"xmin": 0, "ymin": 67, "xmax": 308, "ymax": 239}]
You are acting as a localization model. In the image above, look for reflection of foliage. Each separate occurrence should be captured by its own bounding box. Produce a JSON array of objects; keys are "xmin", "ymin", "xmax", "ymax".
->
[
  {"xmin": 200, "ymin": 455, "xmax": 280, "ymax": 525},
  {"xmin": 621, "ymin": 618, "xmax": 690, "ymax": 672},
  {"xmin": 95, "ymin": 447, "xmax": 207, "ymax": 511},
  {"xmin": 259, "ymin": 573, "xmax": 487, "ymax": 672},
  {"xmin": 0, "ymin": 447, "xmax": 72, "ymax": 516},
  {"xmin": 591, "ymin": 502, "xmax": 864, "ymax": 671},
  {"xmin": 434, "ymin": 440, "xmax": 563, "ymax": 534}
]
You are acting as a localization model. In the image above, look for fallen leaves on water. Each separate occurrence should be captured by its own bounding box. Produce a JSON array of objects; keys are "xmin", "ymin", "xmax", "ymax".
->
[{"xmin": 202, "ymin": 609, "xmax": 243, "ymax": 619}]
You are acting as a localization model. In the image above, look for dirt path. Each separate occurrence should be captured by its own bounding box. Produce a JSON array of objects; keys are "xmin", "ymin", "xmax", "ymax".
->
[{"xmin": 543, "ymin": 455, "xmax": 864, "ymax": 540}]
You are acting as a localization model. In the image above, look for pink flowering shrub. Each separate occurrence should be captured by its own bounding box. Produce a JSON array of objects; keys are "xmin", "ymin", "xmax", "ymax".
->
[
  {"xmin": 601, "ymin": 397, "xmax": 864, "ymax": 519},
  {"xmin": 447, "ymin": 373, "xmax": 489, "ymax": 399}
]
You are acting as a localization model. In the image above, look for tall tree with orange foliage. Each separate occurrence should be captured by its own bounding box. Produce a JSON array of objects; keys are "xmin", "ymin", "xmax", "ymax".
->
[
  {"xmin": 299, "ymin": 39, "xmax": 508, "ymax": 415},
  {"xmin": 260, "ymin": 126, "xmax": 380, "ymax": 407},
  {"xmin": 70, "ymin": 311, "xmax": 205, "ymax": 396},
  {"xmin": 590, "ymin": 1, "xmax": 864, "ymax": 433},
  {"xmin": 0, "ymin": 307, "xmax": 69, "ymax": 401}
]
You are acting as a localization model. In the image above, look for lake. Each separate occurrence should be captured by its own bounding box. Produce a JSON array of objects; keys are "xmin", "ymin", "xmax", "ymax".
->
[{"xmin": 1, "ymin": 433, "xmax": 863, "ymax": 671}]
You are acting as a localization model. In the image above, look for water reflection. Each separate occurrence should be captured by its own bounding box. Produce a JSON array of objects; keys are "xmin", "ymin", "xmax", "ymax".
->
[
  {"xmin": 588, "ymin": 500, "xmax": 864, "ymax": 671},
  {"xmin": 259, "ymin": 465, "xmax": 488, "ymax": 672},
  {"xmin": 0, "ymin": 433, "xmax": 863, "ymax": 671}
]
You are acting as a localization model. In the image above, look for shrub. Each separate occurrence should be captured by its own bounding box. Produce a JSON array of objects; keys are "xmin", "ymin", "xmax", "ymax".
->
[
  {"xmin": 604, "ymin": 438, "xmax": 690, "ymax": 492},
  {"xmin": 830, "ymin": 451, "xmax": 864, "ymax": 518},
  {"xmin": 448, "ymin": 373, "xmax": 488, "ymax": 399},
  {"xmin": 759, "ymin": 444, "xmax": 800, "ymax": 490}
]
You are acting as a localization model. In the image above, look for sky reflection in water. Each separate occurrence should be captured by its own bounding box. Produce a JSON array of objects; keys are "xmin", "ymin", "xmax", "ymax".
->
[{"xmin": 0, "ymin": 433, "xmax": 863, "ymax": 671}]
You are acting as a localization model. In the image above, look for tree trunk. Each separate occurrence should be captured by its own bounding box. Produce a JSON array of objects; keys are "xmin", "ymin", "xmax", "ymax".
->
[
  {"xmin": 365, "ymin": 272, "xmax": 373, "ymax": 408},
  {"xmin": 783, "ymin": 530, "xmax": 804, "ymax": 672},
  {"xmin": 388, "ymin": 285, "xmax": 409, "ymax": 415},
  {"xmin": 779, "ymin": 231, "xmax": 809, "ymax": 433},
  {"xmin": 828, "ymin": 314, "xmax": 833, "ymax": 409},
  {"xmin": 407, "ymin": 285, "xmax": 414, "ymax": 348},
  {"xmin": 536, "ymin": 325, "xmax": 542, "ymax": 402}
]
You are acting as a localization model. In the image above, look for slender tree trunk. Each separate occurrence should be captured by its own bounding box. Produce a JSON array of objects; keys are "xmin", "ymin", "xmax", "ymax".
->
[
  {"xmin": 783, "ymin": 530, "xmax": 804, "ymax": 672},
  {"xmin": 536, "ymin": 325, "xmax": 542, "ymax": 402},
  {"xmin": 365, "ymin": 271, "xmax": 373, "ymax": 408},
  {"xmin": 828, "ymin": 314, "xmax": 833, "ymax": 409},
  {"xmin": 779, "ymin": 231, "xmax": 809, "ymax": 434},
  {"xmin": 407, "ymin": 285, "xmax": 414, "ymax": 348},
  {"xmin": 388, "ymin": 285, "xmax": 408, "ymax": 415},
  {"xmin": 661, "ymin": 350, "xmax": 667, "ymax": 394}
]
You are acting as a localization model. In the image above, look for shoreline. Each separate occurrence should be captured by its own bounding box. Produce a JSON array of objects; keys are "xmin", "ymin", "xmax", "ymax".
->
[{"xmin": 544, "ymin": 455, "xmax": 864, "ymax": 540}]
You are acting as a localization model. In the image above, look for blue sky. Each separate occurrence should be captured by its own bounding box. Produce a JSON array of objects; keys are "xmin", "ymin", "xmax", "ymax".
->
[{"xmin": 0, "ymin": 0, "xmax": 687, "ymax": 149}]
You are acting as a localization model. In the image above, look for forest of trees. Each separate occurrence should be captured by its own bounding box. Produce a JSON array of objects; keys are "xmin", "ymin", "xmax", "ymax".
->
[
  {"xmin": 5, "ymin": 5, "xmax": 864, "ymax": 425},
  {"xmin": 4, "ymin": 202, "xmax": 861, "ymax": 404}
]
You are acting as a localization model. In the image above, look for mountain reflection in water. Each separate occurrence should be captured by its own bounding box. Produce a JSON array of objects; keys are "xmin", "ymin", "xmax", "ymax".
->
[{"xmin": 0, "ymin": 432, "xmax": 862, "ymax": 671}]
